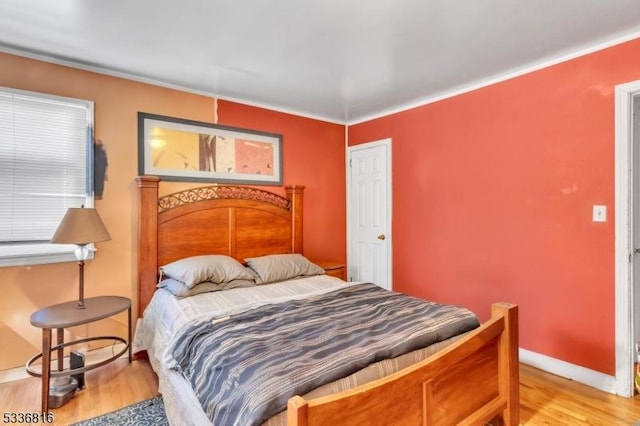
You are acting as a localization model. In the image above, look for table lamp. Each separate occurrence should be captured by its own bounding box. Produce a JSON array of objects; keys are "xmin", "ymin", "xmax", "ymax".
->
[{"xmin": 50, "ymin": 206, "xmax": 111, "ymax": 309}]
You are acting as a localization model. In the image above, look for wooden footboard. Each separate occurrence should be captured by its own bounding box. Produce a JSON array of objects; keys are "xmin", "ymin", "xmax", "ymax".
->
[{"xmin": 287, "ymin": 302, "xmax": 519, "ymax": 426}]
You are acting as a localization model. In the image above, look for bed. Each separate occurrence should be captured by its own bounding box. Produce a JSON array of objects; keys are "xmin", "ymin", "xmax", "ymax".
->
[{"xmin": 134, "ymin": 176, "xmax": 519, "ymax": 426}]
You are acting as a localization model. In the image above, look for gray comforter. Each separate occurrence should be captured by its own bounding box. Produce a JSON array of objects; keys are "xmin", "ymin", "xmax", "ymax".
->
[{"xmin": 171, "ymin": 282, "xmax": 479, "ymax": 426}]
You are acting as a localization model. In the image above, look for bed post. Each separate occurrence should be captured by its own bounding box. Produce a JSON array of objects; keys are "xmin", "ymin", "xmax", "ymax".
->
[
  {"xmin": 287, "ymin": 396, "xmax": 309, "ymax": 426},
  {"xmin": 493, "ymin": 302, "xmax": 519, "ymax": 425},
  {"xmin": 137, "ymin": 176, "xmax": 160, "ymax": 316},
  {"xmin": 286, "ymin": 185, "xmax": 305, "ymax": 253}
]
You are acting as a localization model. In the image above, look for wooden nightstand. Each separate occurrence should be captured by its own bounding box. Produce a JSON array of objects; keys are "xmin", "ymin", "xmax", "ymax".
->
[
  {"xmin": 26, "ymin": 296, "xmax": 132, "ymax": 413},
  {"xmin": 313, "ymin": 260, "xmax": 346, "ymax": 280}
]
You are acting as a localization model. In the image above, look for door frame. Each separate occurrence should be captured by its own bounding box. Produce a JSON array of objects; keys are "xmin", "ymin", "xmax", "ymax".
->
[
  {"xmin": 346, "ymin": 138, "xmax": 393, "ymax": 287},
  {"xmin": 614, "ymin": 79, "xmax": 640, "ymax": 397}
]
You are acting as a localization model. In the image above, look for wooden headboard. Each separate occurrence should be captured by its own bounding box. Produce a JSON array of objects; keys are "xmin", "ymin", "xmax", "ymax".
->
[{"xmin": 136, "ymin": 176, "xmax": 305, "ymax": 315}]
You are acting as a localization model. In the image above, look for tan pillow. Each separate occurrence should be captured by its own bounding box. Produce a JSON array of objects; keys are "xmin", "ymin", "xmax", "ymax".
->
[
  {"xmin": 160, "ymin": 255, "xmax": 255, "ymax": 289},
  {"xmin": 158, "ymin": 278, "xmax": 256, "ymax": 298},
  {"xmin": 245, "ymin": 253, "xmax": 325, "ymax": 284},
  {"xmin": 158, "ymin": 279, "xmax": 222, "ymax": 298}
]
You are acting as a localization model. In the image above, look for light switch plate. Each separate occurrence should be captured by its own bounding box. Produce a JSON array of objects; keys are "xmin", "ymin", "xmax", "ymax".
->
[{"xmin": 593, "ymin": 205, "xmax": 607, "ymax": 222}]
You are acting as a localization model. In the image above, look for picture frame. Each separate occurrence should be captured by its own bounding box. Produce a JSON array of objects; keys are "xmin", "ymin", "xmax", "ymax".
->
[{"xmin": 137, "ymin": 112, "xmax": 283, "ymax": 185}]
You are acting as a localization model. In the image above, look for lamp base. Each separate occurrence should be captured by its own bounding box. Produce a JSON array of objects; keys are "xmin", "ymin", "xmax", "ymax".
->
[{"xmin": 76, "ymin": 301, "xmax": 86, "ymax": 309}]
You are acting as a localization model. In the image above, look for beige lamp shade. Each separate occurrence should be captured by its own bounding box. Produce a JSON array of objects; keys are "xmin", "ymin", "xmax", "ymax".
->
[
  {"xmin": 50, "ymin": 207, "xmax": 111, "ymax": 245},
  {"xmin": 50, "ymin": 206, "xmax": 111, "ymax": 309}
]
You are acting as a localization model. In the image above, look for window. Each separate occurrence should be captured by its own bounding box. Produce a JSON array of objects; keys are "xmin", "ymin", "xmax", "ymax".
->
[{"xmin": 0, "ymin": 87, "xmax": 94, "ymax": 266}]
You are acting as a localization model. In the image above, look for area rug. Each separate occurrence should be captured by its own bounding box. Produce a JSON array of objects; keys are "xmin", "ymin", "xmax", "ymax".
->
[
  {"xmin": 69, "ymin": 396, "xmax": 503, "ymax": 425},
  {"xmin": 70, "ymin": 396, "xmax": 167, "ymax": 426}
]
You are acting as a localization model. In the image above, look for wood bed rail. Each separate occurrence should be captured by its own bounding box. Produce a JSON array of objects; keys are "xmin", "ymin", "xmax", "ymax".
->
[{"xmin": 287, "ymin": 302, "xmax": 519, "ymax": 426}]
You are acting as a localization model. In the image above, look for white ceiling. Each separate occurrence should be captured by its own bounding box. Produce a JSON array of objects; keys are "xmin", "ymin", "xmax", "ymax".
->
[{"xmin": 1, "ymin": 0, "xmax": 640, "ymax": 124}]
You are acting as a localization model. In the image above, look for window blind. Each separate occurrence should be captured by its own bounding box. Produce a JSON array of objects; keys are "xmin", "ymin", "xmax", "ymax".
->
[{"xmin": 0, "ymin": 88, "xmax": 93, "ymax": 244}]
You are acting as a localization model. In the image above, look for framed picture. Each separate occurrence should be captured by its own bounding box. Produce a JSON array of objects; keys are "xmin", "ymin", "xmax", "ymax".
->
[{"xmin": 138, "ymin": 112, "xmax": 283, "ymax": 185}]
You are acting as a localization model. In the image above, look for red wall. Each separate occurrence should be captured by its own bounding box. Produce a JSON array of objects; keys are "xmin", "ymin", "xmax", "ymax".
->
[
  {"xmin": 218, "ymin": 100, "xmax": 346, "ymax": 262},
  {"xmin": 349, "ymin": 38, "xmax": 640, "ymax": 375}
]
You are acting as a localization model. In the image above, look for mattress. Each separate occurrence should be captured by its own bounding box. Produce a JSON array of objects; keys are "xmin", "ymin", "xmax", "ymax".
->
[{"xmin": 133, "ymin": 275, "xmax": 473, "ymax": 425}]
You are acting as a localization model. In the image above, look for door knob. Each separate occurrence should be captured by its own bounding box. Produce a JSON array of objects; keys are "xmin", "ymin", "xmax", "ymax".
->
[{"xmin": 377, "ymin": 234, "xmax": 386, "ymax": 240}]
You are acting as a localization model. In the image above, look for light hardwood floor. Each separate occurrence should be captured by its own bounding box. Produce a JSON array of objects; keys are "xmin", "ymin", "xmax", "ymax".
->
[
  {"xmin": 0, "ymin": 359, "xmax": 158, "ymax": 425},
  {"xmin": 1, "ymin": 360, "xmax": 639, "ymax": 425}
]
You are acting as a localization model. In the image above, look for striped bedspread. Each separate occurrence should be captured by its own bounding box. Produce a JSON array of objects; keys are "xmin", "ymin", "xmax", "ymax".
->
[{"xmin": 171, "ymin": 282, "xmax": 479, "ymax": 426}]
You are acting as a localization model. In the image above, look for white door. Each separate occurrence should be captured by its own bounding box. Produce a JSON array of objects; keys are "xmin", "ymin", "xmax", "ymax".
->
[
  {"xmin": 633, "ymin": 93, "xmax": 640, "ymax": 359},
  {"xmin": 347, "ymin": 139, "xmax": 392, "ymax": 289}
]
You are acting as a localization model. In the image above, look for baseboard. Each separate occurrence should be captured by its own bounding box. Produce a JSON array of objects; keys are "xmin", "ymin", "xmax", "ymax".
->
[
  {"xmin": 520, "ymin": 348, "xmax": 618, "ymax": 394},
  {"xmin": 0, "ymin": 343, "xmax": 128, "ymax": 384}
]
